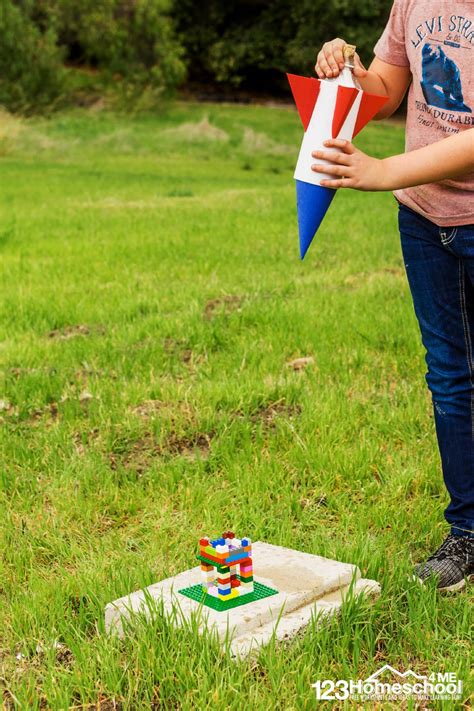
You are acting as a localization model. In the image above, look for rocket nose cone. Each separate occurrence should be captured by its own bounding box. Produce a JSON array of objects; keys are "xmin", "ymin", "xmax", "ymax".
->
[{"xmin": 296, "ymin": 180, "xmax": 336, "ymax": 259}]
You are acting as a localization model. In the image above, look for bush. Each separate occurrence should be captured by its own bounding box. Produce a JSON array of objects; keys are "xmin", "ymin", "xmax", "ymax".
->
[
  {"xmin": 56, "ymin": 0, "xmax": 186, "ymax": 93},
  {"xmin": 0, "ymin": 0, "xmax": 65, "ymax": 113},
  {"xmin": 0, "ymin": 0, "xmax": 185, "ymax": 113}
]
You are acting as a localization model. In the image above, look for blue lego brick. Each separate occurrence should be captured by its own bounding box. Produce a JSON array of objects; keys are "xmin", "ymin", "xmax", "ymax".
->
[{"xmin": 225, "ymin": 551, "xmax": 249, "ymax": 564}]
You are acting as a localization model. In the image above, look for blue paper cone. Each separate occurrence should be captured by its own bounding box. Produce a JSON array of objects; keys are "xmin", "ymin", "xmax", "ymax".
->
[{"xmin": 296, "ymin": 180, "xmax": 336, "ymax": 259}]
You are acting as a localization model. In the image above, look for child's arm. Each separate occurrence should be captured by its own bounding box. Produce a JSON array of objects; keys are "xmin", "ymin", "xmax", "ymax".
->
[
  {"xmin": 310, "ymin": 129, "xmax": 474, "ymax": 191},
  {"xmin": 315, "ymin": 38, "xmax": 411, "ymax": 119}
]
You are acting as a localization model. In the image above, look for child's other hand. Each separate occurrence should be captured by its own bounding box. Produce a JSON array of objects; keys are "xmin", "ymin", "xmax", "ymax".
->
[
  {"xmin": 311, "ymin": 139, "xmax": 390, "ymax": 191},
  {"xmin": 315, "ymin": 38, "xmax": 368, "ymax": 80}
]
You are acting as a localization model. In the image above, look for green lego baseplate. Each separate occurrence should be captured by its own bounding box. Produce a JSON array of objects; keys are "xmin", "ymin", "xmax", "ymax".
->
[{"xmin": 178, "ymin": 580, "xmax": 278, "ymax": 612}]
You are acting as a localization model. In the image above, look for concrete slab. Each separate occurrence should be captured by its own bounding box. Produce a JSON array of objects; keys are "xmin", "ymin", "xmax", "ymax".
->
[
  {"xmin": 105, "ymin": 542, "xmax": 380, "ymax": 656},
  {"xmin": 229, "ymin": 578, "xmax": 381, "ymax": 659}
]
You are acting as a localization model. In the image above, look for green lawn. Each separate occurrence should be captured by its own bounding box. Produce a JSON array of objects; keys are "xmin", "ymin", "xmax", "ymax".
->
[{"xmin": 0, "ymin": 102, "xmax": 472, "ymax": 709}]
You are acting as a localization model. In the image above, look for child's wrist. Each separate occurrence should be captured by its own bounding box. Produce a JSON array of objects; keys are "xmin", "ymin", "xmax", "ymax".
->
[{"xmin": 378, "ymin": 158, "xmax": 396, "ymax": 191}]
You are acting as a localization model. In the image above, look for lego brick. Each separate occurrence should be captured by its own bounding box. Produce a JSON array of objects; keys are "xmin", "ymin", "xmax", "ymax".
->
[
  {"xmin": 197, "ymin": 553, "xmax": 227, "ymax": 567},
  {"xmin": 236, "ymin": 557, "xmax": 252, "ymax": 567},
  {"xmin": 201, "ymin": 546, "xmax": 226, "ymax": 561},
  {"xmin": 203, "ymin": 544, "xmax": 225, "ymax": 558},
  {"xmin": 225, "ymin": 551, "xmax": 249, "ymax": 565},
  {"xmin": 231, "ymin": 579, "xmax": 241, "ymax": 588}
]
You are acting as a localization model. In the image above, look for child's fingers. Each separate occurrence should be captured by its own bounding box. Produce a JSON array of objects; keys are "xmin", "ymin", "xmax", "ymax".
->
[
  {"xmin": 320, "ymin": 177, "xmax": 352, "ymax": 188},
  {"xmin": 311, "ymin": 149, "xmax": 352, "ymax": 165},
  {"xmin": 322, "ymin": 46, "xmax": 341, "ymax": 76},
  {"xmin": 315, "ymin": 38, "xmax": 346, "ymax": 77},
  {"xmin": 316, "ymin": 51, "xmax": 336, "ymax": 78},
  {"xmin": 353, "ymin": 53, "xmax": 368, "ymax": 77},
  {"xmin": 323, "ymin": 139, "xmax": 355, "ymax": 154},
  {"xmin": 311, "ymin": 163, "xmax": 351, "ymax": 177},
  {"xmin": 332, "ymin": 43, "xmax": 345, "ymax": 68}
]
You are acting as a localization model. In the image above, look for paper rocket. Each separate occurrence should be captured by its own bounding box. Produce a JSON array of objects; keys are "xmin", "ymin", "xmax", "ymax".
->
[{"xmin": 287, "ymin": 73, "xmax": 388, "ymax": 259}]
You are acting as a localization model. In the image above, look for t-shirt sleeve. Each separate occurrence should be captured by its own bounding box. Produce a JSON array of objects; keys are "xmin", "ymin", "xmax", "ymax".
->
[{"xmin": 373, "ymin": 0, "xmax": 409, "ymax": 67}]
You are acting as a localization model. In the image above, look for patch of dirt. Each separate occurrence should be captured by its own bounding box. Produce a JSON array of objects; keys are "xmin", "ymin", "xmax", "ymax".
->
[
  {"xmin": 28, "ymin": 402, "xmax": 60, "ymax": 422},
  {"xmin": 0, "ymin": 401, "xmax": 60, "ymax": 425},
  {"xmin": 163, "ymin": 338, "xmax": 195, "ymax": 364},
  {"xmin": 131, "ymin": 399, "xmax": 165, "ymax": 417},
  {"xmin": 235, "ymin": 399, "xmax": 301, "ymax": 429},
  {"xmin": 203, "ymin": 294, "xmax": 244, "ymax": 320},
  {"xmin": 0, "ymin": 399, "xmax": 18, "ymax": 418},
  {"xmin": 48, "ymin": 324, "xmax": 105, "ymax": 340},
  {"xmin": 163, "ymin": 116, "xmax": 229, "ymax": 143},
  {"xmin": 286, "ymin": 356, "xmax": 315, "ymax": 371},
  {"xmin": 8, "ymin": 366, "xmax": 45, "ymax": 378},
  {"xmin": 164, "ymin": 431, "xmax": 212, "ymax": 459},
  {"xmin": 110, "ymin": 430, "xmax": 213, "ymax": 473},
  {"xmin": 88, "ymin": 699, "xmax": 123, "ymax": 711},
  {"xmin": 73, "ymin": 427, "xmax": 100, "ymax": 456},
  {"xmin": 300, "ymin": 493, "xmax": 328, "ymax": 509}
]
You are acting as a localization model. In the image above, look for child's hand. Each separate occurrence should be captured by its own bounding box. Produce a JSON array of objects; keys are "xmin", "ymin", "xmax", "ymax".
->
[
  {"xmin": 311, "ymin": 139, "xmax": 390, "ymax": 191},
  {"xmin": 315, "ymin": 38, "xmax": 368, "ymax": 80}
]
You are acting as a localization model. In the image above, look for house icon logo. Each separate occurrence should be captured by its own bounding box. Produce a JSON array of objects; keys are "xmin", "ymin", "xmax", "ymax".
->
[{"xmin": 365, "ymin": 664, "xmax": 428, "ymax": 683}]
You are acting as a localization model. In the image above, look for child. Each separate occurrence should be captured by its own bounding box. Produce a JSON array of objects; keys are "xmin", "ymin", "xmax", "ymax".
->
[{"xmin": 313, "ymin": 1, "xmax": 474, "ymax": 592}]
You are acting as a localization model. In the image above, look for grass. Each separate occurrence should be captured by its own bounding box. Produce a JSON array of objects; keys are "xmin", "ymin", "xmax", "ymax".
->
[{"xmin": 0, "ymin": 101, "xmax": 472, "ymax": 709}]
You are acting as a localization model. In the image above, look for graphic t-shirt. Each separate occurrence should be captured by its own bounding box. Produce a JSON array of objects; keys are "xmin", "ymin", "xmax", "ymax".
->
[{"xmin": 374, "ymin": 0, "xmax": 474, "ymax": 226}]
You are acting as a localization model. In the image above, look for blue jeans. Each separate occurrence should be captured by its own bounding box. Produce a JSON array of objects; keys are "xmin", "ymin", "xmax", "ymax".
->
[{"xmin": 398, "ymin": 203, "xmax": 474, "ymax": 539}]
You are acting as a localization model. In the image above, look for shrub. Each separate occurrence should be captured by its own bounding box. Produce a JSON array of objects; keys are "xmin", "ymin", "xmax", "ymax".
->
[
  {"xmin": 0, "ymin": 0, "xmax": 65, "ymax": 113},
  {"xmin": 56, "ymin": 0, "xmax": 186, "ymax": 93}
]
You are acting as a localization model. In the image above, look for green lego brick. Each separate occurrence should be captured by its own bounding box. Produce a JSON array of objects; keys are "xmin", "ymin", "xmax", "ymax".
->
[
  {"xmin": 178, "ymin": 580, "xmax": 278, "ymax": 612},
  {"xmin": 197, "ymin": 555, "xmax": 230, "ymax": 574},
  {"xmin": 239, "ymin": 574, "xmax": 254, "ymax": 582}
]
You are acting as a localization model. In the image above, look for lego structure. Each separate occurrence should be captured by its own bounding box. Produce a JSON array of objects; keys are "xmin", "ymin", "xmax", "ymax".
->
[{"xmin": 178, "ymin": 532, "xmax": 278, "ymax": 611}]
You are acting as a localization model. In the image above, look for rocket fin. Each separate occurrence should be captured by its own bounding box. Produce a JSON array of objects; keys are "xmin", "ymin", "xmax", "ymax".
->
[
  {"xmin": 287, "ymin": 74, "xmax": 321, "ymax": 131},
  {"xmin": 352, "ymin": 92, "xmax": 389, "ymax": 137},
  {"xmin": 332, "ymin": 86, "xmax": 359, "ymax": 138},
  {"xmin": 296, "ymin": 180, "xmax": 336, "ymax": 259}
]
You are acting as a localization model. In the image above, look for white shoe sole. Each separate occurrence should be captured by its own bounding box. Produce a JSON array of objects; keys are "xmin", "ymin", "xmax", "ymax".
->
[{"xmin": 412, "ymin": 572, "xmax": 474, "ymax": 593}]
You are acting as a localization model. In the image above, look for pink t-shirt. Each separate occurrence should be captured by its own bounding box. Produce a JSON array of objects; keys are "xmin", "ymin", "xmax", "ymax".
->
[{"xmin": 374, "ymin": 0, "xmax": 474, "ymax": 226}]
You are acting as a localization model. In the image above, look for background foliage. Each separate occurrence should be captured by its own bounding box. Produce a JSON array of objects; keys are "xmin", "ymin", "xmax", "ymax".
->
[
  {"xmin": 174, "ymin": 0, "xmax": 393, "ymax": 93},
  {"xmin": 0, "ymin": 0, "xmax": 393, "ymax": 113}
]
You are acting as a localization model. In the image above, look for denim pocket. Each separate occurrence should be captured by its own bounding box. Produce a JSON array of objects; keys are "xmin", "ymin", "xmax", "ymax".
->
[{"xmin": 440, "ymin": 227, "xmax": 458, "ymax": 246}]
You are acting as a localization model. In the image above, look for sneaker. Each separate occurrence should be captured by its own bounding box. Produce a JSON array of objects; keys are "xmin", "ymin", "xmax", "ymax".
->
[{"xmin": 414, "ymin": 534, "xmax": 474, "ymax": 592}]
